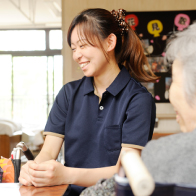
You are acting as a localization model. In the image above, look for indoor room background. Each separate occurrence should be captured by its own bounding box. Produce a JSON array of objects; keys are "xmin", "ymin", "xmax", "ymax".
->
[{"xmin": 0, "ymin": 0, "xmax": 196, "ymax": 158}]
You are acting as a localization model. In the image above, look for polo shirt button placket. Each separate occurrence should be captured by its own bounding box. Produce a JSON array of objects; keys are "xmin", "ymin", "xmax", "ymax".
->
[{"xmin": 99, "ymin": 106, "xmax": 104, "ymax": 110}]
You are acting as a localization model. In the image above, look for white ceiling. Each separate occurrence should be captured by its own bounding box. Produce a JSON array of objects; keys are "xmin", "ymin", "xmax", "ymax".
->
[{"xmin": 0, "ymin": 0, "xmax": 62, "ymax": 29}]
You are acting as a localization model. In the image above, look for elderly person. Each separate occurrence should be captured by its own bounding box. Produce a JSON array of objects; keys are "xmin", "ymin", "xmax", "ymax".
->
[
  {"xmin": 142, "ymin": 23, "xmax": 196, "ymax": 184},
  {"xmin": 80, "ymin": 23, "xmax": 196, "ymax": 195}
]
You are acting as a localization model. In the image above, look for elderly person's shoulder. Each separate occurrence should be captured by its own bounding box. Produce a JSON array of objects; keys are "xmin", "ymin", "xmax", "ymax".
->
[
  {"xmin": 142, "ymin": 129, "xmax": 196, "ymax": 184},
  {"xmin": 142, "ymin": 129, "xmax": 196, "ymax": 155}
]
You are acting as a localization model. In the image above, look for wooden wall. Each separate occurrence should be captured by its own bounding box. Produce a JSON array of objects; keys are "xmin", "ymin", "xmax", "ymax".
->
[{"xmin": 0, "ymin": 135, "xmax": 21, "ymax": 158}]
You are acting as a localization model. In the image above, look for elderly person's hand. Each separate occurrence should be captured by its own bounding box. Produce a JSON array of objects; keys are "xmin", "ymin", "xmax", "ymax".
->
[{"xmin": 27, "ymin": 160, "xmax": 67, "ymax": 187}]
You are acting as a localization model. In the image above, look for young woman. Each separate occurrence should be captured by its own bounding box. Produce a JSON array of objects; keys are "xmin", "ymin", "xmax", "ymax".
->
[
  {"xmin": 19, "ymin": 8, "xmax": 159, "ymax": 194},
  {"xmin": 80, "ymin": 22, "xmax": 196, "ymax": 196}
]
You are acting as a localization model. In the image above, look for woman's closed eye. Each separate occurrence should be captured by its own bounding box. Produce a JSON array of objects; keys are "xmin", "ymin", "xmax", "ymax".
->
[
  {"xmin": 71, "ymin": 44, "xmax": 86, "ymax": 51},
  {"xmin": 79, "ymin": 44, "xmax": 86, "ymax": 48},
  {"xmin": 71, "ymin": 47, "xmax": 76, "ymax": 51}
]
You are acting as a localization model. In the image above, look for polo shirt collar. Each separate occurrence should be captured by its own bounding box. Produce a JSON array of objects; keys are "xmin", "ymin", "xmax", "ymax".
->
[
  {"xmin": 106, "ymin": 66, "xmax": 131, "ymax": 96},
  {"xmin": 83, "ymin": 77, "xmax": 94, "ymax": 95},
  {"xmin": 83, "ymin": 65, "xmax": 131, "ymax": 96}
]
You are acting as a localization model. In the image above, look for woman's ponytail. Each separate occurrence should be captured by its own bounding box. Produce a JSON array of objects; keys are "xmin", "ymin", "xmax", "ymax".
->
[{"xmin": 119, "ymin": 26, "xmax": 160, "ymax": 83}]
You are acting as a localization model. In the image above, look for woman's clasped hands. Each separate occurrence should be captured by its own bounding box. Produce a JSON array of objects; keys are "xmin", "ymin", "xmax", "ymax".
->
[{"xmin": 19, "ymin": 160, "xmax": 68, "ymax": 187}]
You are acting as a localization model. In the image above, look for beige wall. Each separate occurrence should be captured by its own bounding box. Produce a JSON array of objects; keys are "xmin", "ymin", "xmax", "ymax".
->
[{"xmin": 61, "ymin": 0, "xmax": 195, "ymax": 133}]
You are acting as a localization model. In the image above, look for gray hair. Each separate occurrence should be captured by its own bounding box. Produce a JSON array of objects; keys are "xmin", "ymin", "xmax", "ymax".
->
[{"xmin": 166, "ymin": 23, "xmax": 196, "ymax": 107}]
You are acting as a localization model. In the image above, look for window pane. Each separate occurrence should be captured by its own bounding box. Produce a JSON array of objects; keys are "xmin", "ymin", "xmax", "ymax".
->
[
  {"xmin": 0, "ymin": 55, "xmax": 12, "ymax": 119},
  {"xmin": 47, "ymin": 56, "xmax": 54, "ymax": 113},
  {"xmin": 49, "ymin": 30, "xmax": 62, "ymax": 50},
  {"xmin": 0, "ymin": 30, "xmax": 46, "ymax": 51},
  {"xmin": 54, "ymin": 55, "xmax": 63, "ymax": 96},
  {"xmin": 13, "ymin": 56, "xmax": 47, "ymax": 126},
  {"xmin": 47, "ymin": 55, "xmax": 63, "ymax": 114}
]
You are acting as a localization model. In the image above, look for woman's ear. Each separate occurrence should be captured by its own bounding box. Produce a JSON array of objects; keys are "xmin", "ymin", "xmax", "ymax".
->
[{"xmin": 106, "ymin": 33, "xmax": 117, "ymax": 52}]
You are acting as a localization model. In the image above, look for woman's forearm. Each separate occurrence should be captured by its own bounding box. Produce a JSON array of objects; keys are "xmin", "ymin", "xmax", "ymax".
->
[
  {"xmin": 64, "ymin": 165, "xmax": 118, "ymax": 187},
  {"xmin": 34, "ymin": 150, "xmax": 54, "ymax": 163},
  {"xmin": 34, "ymin": 135, "xmax": 64, "ymax": 164},
  {"xmin": 26, "ymin": 147, "xmax": 141, "ymax": 187},
  {"xmin": 64, "ymin": 147, "xmax": 141, "ymax": 187}
]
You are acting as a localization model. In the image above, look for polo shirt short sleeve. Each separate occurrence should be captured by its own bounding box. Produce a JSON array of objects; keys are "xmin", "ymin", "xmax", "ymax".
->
[
  {"xmin": 121, "ymin": 92, "xmax": 155, "ymax": 149},
  {"xmin": 44, "ymin": 85, "xmax": 69, "ymax": 138},
  {"xmin": 44, "ymin": 66, "xmax": 156, "ymax": 169}
]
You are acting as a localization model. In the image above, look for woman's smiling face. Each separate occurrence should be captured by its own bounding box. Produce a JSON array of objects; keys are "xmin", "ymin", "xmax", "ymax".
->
[
  {"xmin": 70, "ymin": 26, "xmax": 109, "ymax": 77},
  {"xmin": 169, "ymin": 59, "xmax": 196, "ymax": 132}
]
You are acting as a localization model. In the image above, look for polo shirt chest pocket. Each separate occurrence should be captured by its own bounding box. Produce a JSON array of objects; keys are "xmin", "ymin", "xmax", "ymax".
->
[{"xmin": 104, "ymin": 125, "xmax": 121, "ymax": 151}]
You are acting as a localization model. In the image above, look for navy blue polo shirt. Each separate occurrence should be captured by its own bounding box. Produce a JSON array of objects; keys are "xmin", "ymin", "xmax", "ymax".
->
[{"xmin": 44, "ymin": 66, "xmax": 156, "ymax": 168}]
